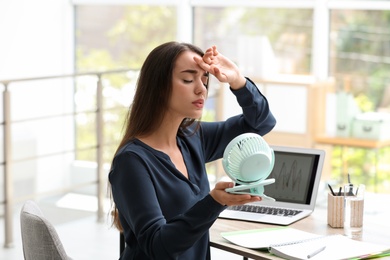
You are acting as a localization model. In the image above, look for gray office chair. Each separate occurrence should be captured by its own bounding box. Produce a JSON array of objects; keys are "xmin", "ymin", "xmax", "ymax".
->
[{"xmin": 20, "ymin": 200, "xmax": 73, "ymax": 260}]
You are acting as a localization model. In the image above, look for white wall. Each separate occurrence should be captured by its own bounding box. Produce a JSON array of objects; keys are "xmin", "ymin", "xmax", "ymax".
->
[
  {"xmin": 0, "ymin": 0, "xmax": 76, "ymax": 196},
  {"xmin": 0, "ymin": 0, "xmax": 74, "ymax": 79}
]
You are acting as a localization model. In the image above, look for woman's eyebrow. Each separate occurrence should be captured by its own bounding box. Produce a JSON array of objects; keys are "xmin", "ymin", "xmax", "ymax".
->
[
  {"xmin": 181, "ymin": 69, "xmax": 208, "ymax": 77},
  {"xmin": 180, "ymin": 69, "xmax": 198, "ymax": 74}
]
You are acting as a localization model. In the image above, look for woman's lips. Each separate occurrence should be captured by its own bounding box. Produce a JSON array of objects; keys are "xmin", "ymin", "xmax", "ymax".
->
[{"xmin": 192, "ymin": 99, "xmax": 204, "ymax": 108}]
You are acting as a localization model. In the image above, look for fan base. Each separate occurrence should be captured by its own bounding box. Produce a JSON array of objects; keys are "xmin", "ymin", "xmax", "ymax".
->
[{"xmin": 225, "ymin": 178, "xmax": 275, "ymax": 201}]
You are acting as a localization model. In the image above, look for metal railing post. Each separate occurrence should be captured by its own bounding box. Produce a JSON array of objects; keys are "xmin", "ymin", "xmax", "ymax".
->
[
  {"xmin": 96, "ymin": 74, "xmax": 105, "ymax": 222},
  {"xmin": 3, "ymin": 83, "xmax": 14, "ymax": 247}
]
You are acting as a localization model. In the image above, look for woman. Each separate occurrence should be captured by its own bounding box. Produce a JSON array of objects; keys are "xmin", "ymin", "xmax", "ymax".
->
[{"xmin": 109, "ymin": 41, "xmax": 276, "ymax": 259}]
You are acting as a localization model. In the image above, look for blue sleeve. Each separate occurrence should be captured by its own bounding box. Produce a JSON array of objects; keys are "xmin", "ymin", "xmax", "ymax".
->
[{"xmin": 201, "ymin": 77, "xmax": 276, "ymax": 162}]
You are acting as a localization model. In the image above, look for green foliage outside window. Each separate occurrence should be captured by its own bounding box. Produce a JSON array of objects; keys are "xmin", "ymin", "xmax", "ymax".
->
[{"xmin": 329, "ymin": 10, "xmax": 390, "ymax": 193}]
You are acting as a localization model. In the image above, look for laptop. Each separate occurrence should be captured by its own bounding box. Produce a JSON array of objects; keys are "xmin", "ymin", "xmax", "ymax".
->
[{"xmin": 218, "ymin": 145, "xmax": 325, "ymax": 225}]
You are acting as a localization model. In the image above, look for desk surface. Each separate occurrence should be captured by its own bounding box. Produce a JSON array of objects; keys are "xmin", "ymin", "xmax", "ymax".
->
[{"xmin": 210, "ymin": 207, "xmax": 390, "ymax": 260}]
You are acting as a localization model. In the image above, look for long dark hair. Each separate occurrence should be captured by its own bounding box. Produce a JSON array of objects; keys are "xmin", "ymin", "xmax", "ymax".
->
[
  {"xmin": 116, "ymin": 41, "xmax": 206, "ymax": 152},
  {"xmin": 110, "ymin": 41, "xmax": 207, "ymax": 230}
]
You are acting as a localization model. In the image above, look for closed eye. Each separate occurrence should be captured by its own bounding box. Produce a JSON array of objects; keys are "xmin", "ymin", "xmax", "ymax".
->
[{"xmin": 202, "ymin": 73, "xmax": 209, "ymax": 88}]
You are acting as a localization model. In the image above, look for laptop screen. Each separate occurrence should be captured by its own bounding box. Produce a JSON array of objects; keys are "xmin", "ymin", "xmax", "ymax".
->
[{"xmin": 264, "ymin": 148, "xmax": 322, "ymax": 205}]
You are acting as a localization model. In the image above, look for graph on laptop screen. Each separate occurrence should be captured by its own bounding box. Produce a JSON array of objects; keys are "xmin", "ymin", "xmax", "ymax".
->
[{"xmin": 264, "ymin": 150, "xmax": 320, "ymax": 205}]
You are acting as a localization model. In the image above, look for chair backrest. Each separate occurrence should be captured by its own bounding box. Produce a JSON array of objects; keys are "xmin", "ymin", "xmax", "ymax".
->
[{"xmin": 20, "ymin": 200, "xmax": 73, "ymax": 260}]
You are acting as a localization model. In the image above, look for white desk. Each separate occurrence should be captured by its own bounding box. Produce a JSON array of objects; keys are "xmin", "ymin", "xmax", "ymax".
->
[{"xmin": 210, "ymin": 205, "xmax": 390, "ymax": 260}]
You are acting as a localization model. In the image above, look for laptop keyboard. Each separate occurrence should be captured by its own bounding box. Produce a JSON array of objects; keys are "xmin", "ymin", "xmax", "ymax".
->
[{"xmin": 227, "ymin": 205, "xmax": 302, "ymax": 217}]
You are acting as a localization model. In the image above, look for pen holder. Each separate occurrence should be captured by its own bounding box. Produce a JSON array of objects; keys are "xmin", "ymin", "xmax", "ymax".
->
[{"xmin": 327, "ymin": 192, "xmax": 344, "ymax": 228}]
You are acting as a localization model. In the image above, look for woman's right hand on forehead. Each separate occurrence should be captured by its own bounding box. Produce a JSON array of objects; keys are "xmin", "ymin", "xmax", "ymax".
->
[{"xmin": 194, "ymin": 46, "xmax": 246, "ymax": 90}]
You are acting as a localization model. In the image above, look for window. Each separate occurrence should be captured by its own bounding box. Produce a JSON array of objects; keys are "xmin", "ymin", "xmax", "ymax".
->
[
  {"xmin": 75, "ymin": 5, "xmax": 177, "ymax": 162},
  {"xmin": 194, "ymin": 7, "xmax": 313, "ymax": 77},
  {"xmin": 330, "ymin": 9, "xmax": 390, "ymax": 112},
  {"xmin": 76, "ymin": 5, "xmax": 177, "ymax": 70}
]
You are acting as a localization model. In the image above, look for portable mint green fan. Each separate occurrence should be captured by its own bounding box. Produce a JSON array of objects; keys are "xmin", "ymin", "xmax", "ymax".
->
[{"xmin": 222, "ymin": 133, "xmax": 275, "ymax": 201}]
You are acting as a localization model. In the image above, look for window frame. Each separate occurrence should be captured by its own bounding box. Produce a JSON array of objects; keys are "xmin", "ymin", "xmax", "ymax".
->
[{"xmin": 71, "ymin": 0, "xmax": 390, "ymax": 80}]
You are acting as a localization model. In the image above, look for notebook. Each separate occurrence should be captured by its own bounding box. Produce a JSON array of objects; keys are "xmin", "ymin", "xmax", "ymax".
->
[
  {"xmin": 221, "ymin": 227, "xmax": 390, "ymax": 260},
  {"xmin": 218, "ymin": 145, "xmax": 325, "ymax": 225}
]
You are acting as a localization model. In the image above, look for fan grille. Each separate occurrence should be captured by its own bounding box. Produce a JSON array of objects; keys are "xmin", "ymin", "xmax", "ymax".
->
[{"xmin": 223, "ymin": 133, "xmax": 274, "ymax": 184}]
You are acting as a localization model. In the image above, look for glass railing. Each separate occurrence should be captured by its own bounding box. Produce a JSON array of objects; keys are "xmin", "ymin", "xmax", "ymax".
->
[{"xmin": 0, "ymin": 69, "xmax": 133, "ymax": 247}]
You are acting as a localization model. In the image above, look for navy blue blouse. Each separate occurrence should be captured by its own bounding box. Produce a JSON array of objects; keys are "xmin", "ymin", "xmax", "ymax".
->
[{"xmin": 109, "ymin": 78, "xmax": 276, "ymax": 259}]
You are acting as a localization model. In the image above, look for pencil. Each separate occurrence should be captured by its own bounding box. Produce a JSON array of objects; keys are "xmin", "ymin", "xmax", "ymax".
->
[
  {"xmin": 328, "ymin": 184, "xmax": 336, "ymax": 196},
  {"xmin": 307, "ymin": 246, "xmax": 326, "ymax": 259}
]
